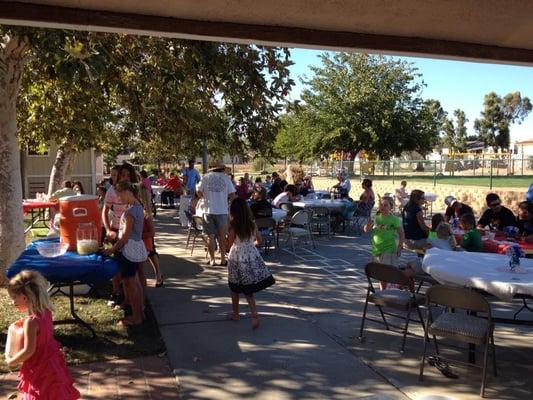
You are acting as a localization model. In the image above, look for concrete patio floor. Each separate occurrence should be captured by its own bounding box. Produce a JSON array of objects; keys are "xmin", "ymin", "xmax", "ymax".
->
[{"xmin": 149, "ymin": 209, "xmax": 533, "ymax": 399}]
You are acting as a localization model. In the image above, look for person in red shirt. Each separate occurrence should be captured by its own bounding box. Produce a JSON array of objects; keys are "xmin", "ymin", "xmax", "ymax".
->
[
  {"xmin": 161, "ymin": 173, "xmax": 183, "ymax": 207},
  {"xmin": 235, "ymin": 177, "xmax": 250, "ymax": 200}
]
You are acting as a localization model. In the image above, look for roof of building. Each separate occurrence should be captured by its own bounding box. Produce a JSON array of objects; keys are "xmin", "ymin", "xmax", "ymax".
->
[{"xmin": 1, "ymin": 1, "xmax": 533, "ymax": 65}]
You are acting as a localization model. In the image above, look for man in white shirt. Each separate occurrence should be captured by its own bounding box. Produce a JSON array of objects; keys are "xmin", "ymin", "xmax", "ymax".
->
[
  {"xmin": 272, "ymin": 184, "xmax": 298, "ymax": 208},
  {"xmin": 332, "ymin": 173, "xmax": 351, "ymax": 197},
  {"xmin": 198, "ymin": 161, "xmax": 236, "ymax": 266}
]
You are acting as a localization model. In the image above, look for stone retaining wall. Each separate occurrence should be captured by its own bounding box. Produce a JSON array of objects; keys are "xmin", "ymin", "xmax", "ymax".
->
[{"xmin": 312, "ymin": 177, "xmax": 528, "ymax": 215}]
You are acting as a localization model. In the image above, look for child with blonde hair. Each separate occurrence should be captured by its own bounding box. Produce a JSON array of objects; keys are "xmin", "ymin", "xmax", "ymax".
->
[
  {"xmin": 364, "ymin": 197, "xmax": 406, "ymax": 289},
  {"xmin": 428, "ymin": 222, "xmax": 458, "ymax": 250},
  {"xmin": 6, "ymin": 270, "xmax": 80, "ymax": 399}
]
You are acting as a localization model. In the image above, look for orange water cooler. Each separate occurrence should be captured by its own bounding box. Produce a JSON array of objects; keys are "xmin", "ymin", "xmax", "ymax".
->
[{"xmin": 60, "ymin": 195, "xmax": 101, "ymax": 251}]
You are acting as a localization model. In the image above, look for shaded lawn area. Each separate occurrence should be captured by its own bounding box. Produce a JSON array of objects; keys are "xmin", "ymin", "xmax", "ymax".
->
[
  {"xmin": 2, "ymin": 219, "xmax": 166, "ymax": 374},
  {"xmin": 370, "ymin": 175, "xmax": 533, "ymax": 188},
  {"xmin": 0, "ymin": 283, "xmax": 165, "ymax": 374}
]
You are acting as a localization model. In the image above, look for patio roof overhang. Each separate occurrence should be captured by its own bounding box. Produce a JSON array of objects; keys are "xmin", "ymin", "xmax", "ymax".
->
[{"xmin": 1, "ymin": 1, "xmax": 533, "ymax": 65}]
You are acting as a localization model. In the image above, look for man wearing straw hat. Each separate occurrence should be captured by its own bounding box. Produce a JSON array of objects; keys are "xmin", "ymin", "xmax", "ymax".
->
[{"xmin": 198, "ymin": 161, "xmax": 236, "ymax": 266}]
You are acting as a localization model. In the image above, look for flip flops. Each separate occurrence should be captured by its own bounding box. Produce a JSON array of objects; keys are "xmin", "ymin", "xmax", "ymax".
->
[{"xmin": 427, "ymin": 356, "xmax": 459, "ymax": 379}]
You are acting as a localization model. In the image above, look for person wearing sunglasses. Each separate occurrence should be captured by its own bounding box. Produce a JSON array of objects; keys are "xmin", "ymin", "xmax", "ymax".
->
[{"xmin": 477, "ymin": 193, "xmax": 517, "ymax": 231}]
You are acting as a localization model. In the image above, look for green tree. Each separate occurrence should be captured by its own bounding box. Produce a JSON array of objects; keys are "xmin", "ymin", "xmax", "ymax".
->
[
  {"xmin": 442, "ymin": 109, "xmax": 468, "ymax": 153},
  {"xmin": 274, "ymin": 111, "xmax": 314, "ymax": 162},
  {"xmin": 116, "ymin": 40, "xmax": 293, "ymax": 162},
  {"xmin": 415, "ymin": 99, "xmax": 446, "ymax": 155},
  {"xmin": 298, "ymin": 53, "xmax": 434, "ymax": 159},
  {"xmin": 0, "ymin": 27, "xmax": 294, "ymax": 278},
  {"xmin": 454, "ymin": 109, "xmax": 468, "ymax": 153},
  {"xmin": 474, "ymin": 91, "xmax": 532, "ymax": 151},
  {"xmin": 17, "ymin": 31, "xmax": 124, "ymax": 195}
]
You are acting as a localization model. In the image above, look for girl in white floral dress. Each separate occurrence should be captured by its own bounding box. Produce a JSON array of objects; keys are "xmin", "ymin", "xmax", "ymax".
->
[{"xmin": 227, "ymin": 198, "xmax": 275, "ymax": 329}]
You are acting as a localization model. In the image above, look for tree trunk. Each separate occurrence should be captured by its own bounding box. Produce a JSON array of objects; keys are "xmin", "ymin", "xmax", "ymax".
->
[
  {"xmin": 47, "ymin": 141, "xmax": 75, "ymax": 196},
  {"xmin": 0, "ymin": 35, "xmax": 29, "ymax": 284}
]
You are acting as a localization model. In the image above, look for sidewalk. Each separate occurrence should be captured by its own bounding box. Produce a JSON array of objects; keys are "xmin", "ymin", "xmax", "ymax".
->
[
  {"xmin": 149, "ymin": 209, "xmax": 533, "ymax": 400},
  {"xmin": 147, "ymin": 210, "xmax": 408, "ymax": 399},
  {"xmin": 0, "ymin": 355, "xmax": 178, "ymax": 399}
]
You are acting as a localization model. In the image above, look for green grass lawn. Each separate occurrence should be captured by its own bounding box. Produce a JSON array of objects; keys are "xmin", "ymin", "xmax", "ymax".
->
[
  {"xmin": 370, "ymin": 175, "xmax": 533, "ymax": 188},
  {"xmin": 0, "ymin": 283, "xmax": 165, "ymax": 374}
]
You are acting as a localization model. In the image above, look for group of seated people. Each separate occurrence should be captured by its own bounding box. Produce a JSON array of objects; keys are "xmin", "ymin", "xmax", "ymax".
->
[{"xmin": 402, "ymin": 190, "xmax": 533, "ymax": 255}]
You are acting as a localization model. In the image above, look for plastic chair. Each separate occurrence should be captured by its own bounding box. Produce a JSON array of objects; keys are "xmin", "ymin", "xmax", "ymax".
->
[
  {"xmin": 359, "ymin": 262, "xmax": 425, "ymax": 353},
  {"xmin": 287, "ymin": 210, "xmax": 315, "ymax": 251},
  {"xmin": 419, "ymin": 285, "xmax": 497, "ymax": 398}
]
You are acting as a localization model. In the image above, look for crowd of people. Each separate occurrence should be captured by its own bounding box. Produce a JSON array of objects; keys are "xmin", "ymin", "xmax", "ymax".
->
[
  {"xmin": 366, "ymin": 181, "xmax": 533, "ymax": 286},
  {"xmin": 9, "ymin": 161, "xmax": 532, "ymax": 398}
]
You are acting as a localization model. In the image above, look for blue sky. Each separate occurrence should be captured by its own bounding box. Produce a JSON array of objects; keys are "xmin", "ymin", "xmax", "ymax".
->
[{"xmin": 287, "ymin": 48, "xmax": 533, "ymax": 143}]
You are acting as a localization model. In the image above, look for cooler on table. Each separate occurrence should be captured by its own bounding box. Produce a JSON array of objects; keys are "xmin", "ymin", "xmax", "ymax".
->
[{"xmin": 60, "ymin": 195, "xmax": 101, "ymax": 251}]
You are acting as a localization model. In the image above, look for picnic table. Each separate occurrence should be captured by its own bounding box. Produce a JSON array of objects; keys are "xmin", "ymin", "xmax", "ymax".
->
[
  {"xmin": 422, "ymin": 248, "xmax": 533, "ymax": 301},
  {"xmin": 7, "ymin": 238, "xmax": 118, "ymax": 337},
  {"xmin": 422, "ymin": 247, "xmax": 533, "ymax": 327},
  {"xmin": 22, "ymin": 199, "xmax": 59, "ymax": 233}
]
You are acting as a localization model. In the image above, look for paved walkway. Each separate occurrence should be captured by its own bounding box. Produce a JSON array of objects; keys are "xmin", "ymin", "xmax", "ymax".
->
[
  {"xmin": 149, "ymin": 209, "xmax": 533, "ymax": 400},
  {"xmin": 3, "ymin": 208, "xmax": 533, "ymax": 399},
  {"xmin": 0, "ymin": 355, "xmax": 177, "ymax": 399}
]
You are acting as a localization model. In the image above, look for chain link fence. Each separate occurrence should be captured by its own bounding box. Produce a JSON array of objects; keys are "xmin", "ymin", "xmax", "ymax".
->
[{"xmin": 302, "ymin": 157, "xmax": 533, "ymax": 189}]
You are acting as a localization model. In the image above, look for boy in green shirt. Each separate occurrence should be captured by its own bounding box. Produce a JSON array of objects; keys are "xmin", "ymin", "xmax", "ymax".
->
[
  {"xmin": 460, "ymin": 213, "xmax": 483, "ymax": 252},
  {"xmin": 365, "ymin": 198, "xmax": 405, "ymax": 288}
]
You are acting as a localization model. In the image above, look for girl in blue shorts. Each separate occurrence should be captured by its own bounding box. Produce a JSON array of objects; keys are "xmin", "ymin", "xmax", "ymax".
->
[{"xmin": 103, "ymin": 181, "xmax": 147, "ymax": 326}]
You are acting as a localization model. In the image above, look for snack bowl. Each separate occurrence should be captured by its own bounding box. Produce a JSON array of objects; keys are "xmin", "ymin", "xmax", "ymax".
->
[{"xmin": 36, "ymin": 241, "xmax": 69, "ymax": 258}]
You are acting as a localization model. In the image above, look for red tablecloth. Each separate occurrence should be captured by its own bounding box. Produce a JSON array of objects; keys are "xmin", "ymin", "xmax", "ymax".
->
[
  {"xmin": 22, "ymin": 200, "xmax": 59, "ymax": 214},
  {"xmin": 454, "ymin": 234, "xmax": 533, "ymax": 255}
]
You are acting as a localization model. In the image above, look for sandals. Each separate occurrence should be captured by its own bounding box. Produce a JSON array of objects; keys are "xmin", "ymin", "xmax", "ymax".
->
[{"xmin": 427, "ymin": 356, "xmax": 459, "ymax": 379}]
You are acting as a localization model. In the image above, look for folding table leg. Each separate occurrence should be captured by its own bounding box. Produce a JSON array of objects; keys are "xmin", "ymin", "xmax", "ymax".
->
[{"xmin": 54, "ymin": 283, "xmax": 96, "ymax": 338}]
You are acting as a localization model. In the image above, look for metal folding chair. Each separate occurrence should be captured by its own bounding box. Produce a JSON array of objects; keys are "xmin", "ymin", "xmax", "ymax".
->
[
  {"xmin": 359, "ymin": 262, "xmax": 426, "ymax": 353},
  {"xmin": 419, "ymin": 285, "xmax": 497, "ymax": 398}
]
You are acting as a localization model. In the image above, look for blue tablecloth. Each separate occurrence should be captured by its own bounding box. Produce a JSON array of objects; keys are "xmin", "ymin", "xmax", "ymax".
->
[{"xmin": 6, "ymin": 238, "xmax": 118, "ymax": 284}]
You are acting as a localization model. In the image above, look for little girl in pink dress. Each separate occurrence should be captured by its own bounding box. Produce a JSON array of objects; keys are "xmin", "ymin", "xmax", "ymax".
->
[{"xmin": 6, "ymin": 270, "xmax": 80, "ymax": 399}]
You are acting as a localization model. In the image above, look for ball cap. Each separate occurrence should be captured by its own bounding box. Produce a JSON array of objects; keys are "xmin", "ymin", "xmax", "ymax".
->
[{"xmin": 444, "ymin": 195, "xmax": 456, "ymax": 206}]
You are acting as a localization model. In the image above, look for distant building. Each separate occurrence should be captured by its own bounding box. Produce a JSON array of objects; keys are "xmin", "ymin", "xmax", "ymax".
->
[
  {"xmin": 514, "ymin": 140, "xmax": 533, "ymax": 157},
  {"xmin": 22, "ymin": 143, "xmax": 104, "ymax": 198}
]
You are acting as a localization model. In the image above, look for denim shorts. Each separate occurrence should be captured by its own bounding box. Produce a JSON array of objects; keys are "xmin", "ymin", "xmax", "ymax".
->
[{"xmin": 204, "ymin": 214, "xmax": 228, "ymax": 235}]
